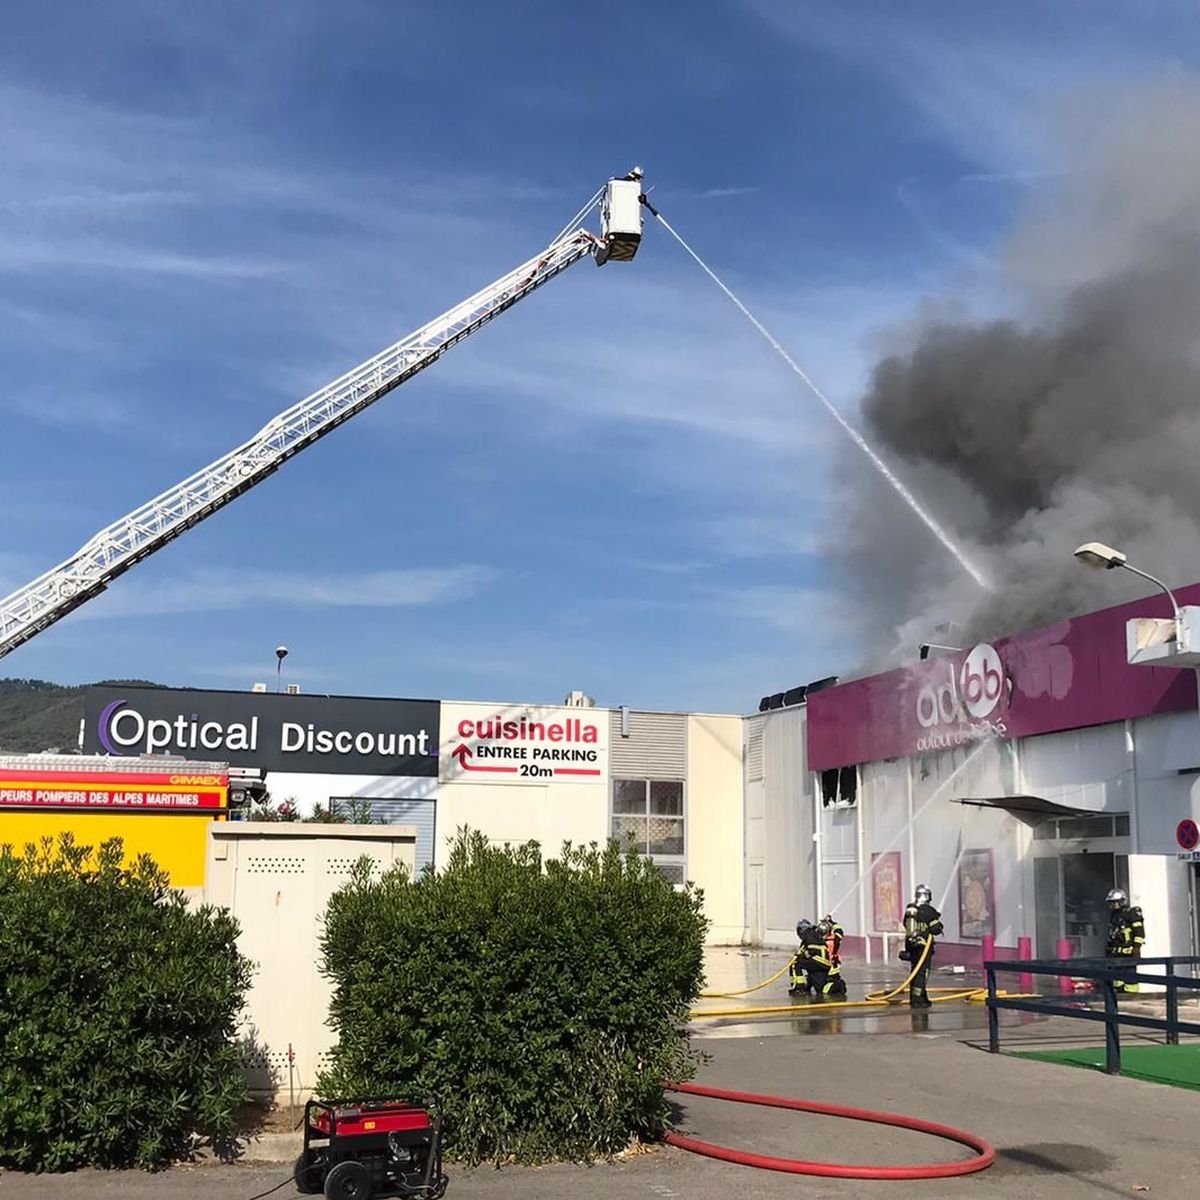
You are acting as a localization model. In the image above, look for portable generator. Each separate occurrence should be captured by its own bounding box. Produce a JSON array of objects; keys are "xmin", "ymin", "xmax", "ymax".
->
[{"xmin": 295, "ymin": 1097, "xmax": 447, "ymax": 1200}]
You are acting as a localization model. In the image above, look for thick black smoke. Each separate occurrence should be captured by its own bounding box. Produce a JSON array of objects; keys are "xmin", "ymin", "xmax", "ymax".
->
[{"xmin": 834, "ymin": 81, "xmax": 1200, "ymax": 662}]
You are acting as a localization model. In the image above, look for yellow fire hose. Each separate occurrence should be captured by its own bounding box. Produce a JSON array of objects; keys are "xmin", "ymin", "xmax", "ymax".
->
[
  {"xmin": 693, "ymin": 939, "xmax": 1036, "ymax": 1019},
  {"xmin": 700, "ymin": 958, "xmax": 793, "ymax": 999}
]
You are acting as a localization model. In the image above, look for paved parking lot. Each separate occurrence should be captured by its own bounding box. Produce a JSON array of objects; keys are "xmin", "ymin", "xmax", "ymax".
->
[{"xmin": 5, "ymin": 948, "xmax": 1196, "ymax": 1199}]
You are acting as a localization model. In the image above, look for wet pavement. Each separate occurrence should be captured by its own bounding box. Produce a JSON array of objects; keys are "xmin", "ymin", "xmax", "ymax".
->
[
  {"xmin": 694, "ymin": 944, "xmax": 1019, "ymax": 1040},
  {"xmin": 10, "ymin": 1025, "xmax": 1198, "ymax": 1199},
  {"xmin": 2, "ymin": 945, "xmax": 1194, "ymax": 1198}
]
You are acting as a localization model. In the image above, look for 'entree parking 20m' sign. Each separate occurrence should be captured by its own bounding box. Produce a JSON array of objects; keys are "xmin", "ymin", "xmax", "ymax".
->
[{"xmin": 439, "ymin": 702, "xmax": 608, "ymax": 785}]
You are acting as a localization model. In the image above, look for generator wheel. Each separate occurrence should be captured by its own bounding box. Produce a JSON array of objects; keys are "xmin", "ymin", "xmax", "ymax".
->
[
  {"xmin": 323, "ymin": 1159, "xmax": 372, "ymax": 1200},
  {"xmin": 294, "ymin": 1152, "xmax": 323, "ymax": 1195}
]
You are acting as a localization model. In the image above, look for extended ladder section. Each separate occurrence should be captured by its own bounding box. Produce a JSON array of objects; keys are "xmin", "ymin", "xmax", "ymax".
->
[{"xmin": 0, "ymin": 174, "xmax": 645, "ymax": 659}]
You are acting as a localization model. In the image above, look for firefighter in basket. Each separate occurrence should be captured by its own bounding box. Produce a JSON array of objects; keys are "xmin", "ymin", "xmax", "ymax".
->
[
  {"xmin": 1105, "ymin": 888, "xmax": 1146, "ymax": 994},
  {"xmin": 901, "ymin": 884, "xmax": 943, "ymax": 1009},
  {"xmin": 789, "ymin": 918, "xmax": 848, "ymax": 998}
]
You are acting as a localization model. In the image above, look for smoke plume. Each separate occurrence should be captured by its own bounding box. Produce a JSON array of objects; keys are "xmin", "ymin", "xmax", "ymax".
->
[{"xmin": 835, "ymin": 80, "xmax": 1200, "ymax": 663}]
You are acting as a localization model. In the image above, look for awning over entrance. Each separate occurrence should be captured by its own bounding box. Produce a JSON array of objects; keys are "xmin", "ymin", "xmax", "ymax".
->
[{"xmin": 954, "ymin": 795, "xmax": 1124, "ymax": 825}]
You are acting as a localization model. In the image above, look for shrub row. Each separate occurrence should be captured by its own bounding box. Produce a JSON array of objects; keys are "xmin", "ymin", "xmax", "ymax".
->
[
  {"xmin": 318, "ymin": 830, "xmax": 708, "ymax": 1164},
  {"xmin": 0, "ymin": 836, "xmax": 251, "ymax": 1171}
]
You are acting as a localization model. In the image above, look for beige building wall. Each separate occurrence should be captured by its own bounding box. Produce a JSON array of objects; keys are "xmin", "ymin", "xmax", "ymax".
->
[
  {"xmin": 686, "ymin": 713, "xmax": 745, "ymax": 943},
  {"xmin": 436, "ymin": 778, "xmax": 608, "ymax": 858},
  {"xmin": 204, "ymin": 822, "xmax": 417, "ymax": 1097}
]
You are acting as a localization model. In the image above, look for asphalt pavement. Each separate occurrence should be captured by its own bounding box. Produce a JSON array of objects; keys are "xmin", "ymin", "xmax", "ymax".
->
[{"xmin": 4, "ymin": 947, "xmax": 1197, "ymax": 1198}]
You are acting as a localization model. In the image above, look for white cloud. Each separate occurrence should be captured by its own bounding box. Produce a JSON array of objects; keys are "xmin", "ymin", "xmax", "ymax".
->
[
  {"xmin": 744, "ymin": 1, "xmax": 1169, "ymax": 177},
  {"xmin": 73, "ymin": 565, "xmax": 497, "ymax": 621}
]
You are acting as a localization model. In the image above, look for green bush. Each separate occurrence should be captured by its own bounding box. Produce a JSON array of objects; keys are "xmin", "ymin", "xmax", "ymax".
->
[
  {"xmin": 0, "ymin": 835, "xmax": 253, "ymax": 1171},
  {"xmin": 319, "ymin": 830, "xmax": 707, "ymax": 1164}
]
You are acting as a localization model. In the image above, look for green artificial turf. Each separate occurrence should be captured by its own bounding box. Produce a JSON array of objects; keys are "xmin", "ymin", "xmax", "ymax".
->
[{"xmin": 1014, "ymin": 1043, "xmax": 1200, "ymax": 1090}]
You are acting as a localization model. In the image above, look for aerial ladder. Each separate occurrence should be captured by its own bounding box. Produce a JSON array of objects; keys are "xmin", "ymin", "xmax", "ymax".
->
[{"xmin": 0, "ymin": 171, "xmax": 647, "ymax": 661}]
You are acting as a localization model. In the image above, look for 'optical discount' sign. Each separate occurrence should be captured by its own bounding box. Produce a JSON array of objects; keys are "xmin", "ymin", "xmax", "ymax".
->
[
  {"xmin": 440, "ymin": 702, "xmax": 609, "ymax": 785},
  {"xmin": 0, "ymin": 769, "xmax": 227, "ymax": 813}
]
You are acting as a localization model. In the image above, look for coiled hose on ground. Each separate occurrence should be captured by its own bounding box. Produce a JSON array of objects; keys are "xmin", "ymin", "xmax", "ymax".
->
[
  {"xmin": 677, "ymin": 943, "xmax": 1006, "ymax": 1180},
  {"xmin": 663, "ymin": 1081, "xmax": 996, "ymax": 1180}
]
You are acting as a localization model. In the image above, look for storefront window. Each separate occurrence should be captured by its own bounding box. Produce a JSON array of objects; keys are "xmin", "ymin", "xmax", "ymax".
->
[
  {"xmin": 1033, "ymin": 813, "xmax": 1129, "ymax": 841},
  {"xmin": 611, "ymin": 778, "xmax": 685, "ymax": 882}
]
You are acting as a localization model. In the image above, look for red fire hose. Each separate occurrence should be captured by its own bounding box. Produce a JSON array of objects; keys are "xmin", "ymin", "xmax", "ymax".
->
[{"xmin": 664, "ymin": 1082, "xmax": 995, "ymax": 1180}]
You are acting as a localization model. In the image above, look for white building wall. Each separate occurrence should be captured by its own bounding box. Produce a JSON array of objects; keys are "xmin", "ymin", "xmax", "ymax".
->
[
  {"xmin": 1131, "ymin": 710, "xmax": 1200, "ymax": 855},
  {"xmin": 745, "ymin": 706, "xmax": 815, "ymax": 945},
  {"xmin": 1129, "ymin": 853, "xmax": 1193, "ymax": 969},
  {"xmin": 1020, "ymin": 723, "xmax": 1133, "ymax": 813},
  {"xmin": 795, "ymin": 738, "xmax": 1033, "ymax": 954}
]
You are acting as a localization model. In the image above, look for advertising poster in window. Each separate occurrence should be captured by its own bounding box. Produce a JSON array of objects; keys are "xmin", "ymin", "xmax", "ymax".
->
[
  {"xmin": 871, "ymin": 851, "xmax": 903, "ymax": 931},
  {"xmin": 958, "ymin": 848, "xmax": 996, "ymax": 939}
]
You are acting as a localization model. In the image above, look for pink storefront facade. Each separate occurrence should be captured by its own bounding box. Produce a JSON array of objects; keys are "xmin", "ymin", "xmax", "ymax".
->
[{"xmin": 751, "ymin": 586, "xmax": 1200, "ymax": 963}]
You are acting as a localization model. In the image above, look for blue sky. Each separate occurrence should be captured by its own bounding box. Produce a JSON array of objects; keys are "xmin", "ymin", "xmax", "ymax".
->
[{"xmin": 2, "ymin": 0, "xmax": 1197, "ymax": 712}]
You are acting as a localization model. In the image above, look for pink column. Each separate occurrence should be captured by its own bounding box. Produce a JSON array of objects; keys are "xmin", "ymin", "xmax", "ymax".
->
[
  {"xmin": 1018, "ymin": 935, "xmax": 1033, "ymax": 993},
  {"xmin": 981, "ymin": 934, "xmax": 996, "ymax": 966},
  {"xmin": 1056, "ymin": 937, "xmax": 1074, "ymax": 995}
]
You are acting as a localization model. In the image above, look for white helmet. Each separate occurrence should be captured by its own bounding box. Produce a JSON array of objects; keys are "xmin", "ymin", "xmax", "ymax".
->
[
  {"xmin": 1106, "ymin": 888, "xmax": 1128, "ymax": 908},
  {"xmin": 914, "ymin": 884, "xmax": 932, "ymax": 905}
]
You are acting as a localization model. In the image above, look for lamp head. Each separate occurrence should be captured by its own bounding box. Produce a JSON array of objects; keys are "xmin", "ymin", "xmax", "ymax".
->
[{"xmin": 1073, "ymin": 541, "xmax": 1127, "ymax": 571}]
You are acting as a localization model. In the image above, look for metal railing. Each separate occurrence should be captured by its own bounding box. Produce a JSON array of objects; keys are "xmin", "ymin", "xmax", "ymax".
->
[{"xmin": 986, "ymin": 956, "xmax": 1200, "ymax": 1075}]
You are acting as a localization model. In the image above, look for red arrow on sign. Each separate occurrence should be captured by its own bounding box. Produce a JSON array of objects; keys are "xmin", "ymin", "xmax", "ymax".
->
[{"xmin": 451, "ymin": 744, "xmax": 518, "ymax": 774}]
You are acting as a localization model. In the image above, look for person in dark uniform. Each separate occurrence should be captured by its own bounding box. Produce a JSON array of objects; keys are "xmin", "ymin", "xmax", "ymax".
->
[
  {"xmin": 902, "ymin": 884, "xmax": 943, "ymax": 1009},
  {"xmin": 789, "ymin": 919, "xmax": 848, "ymax": 998},
  {"xmin": 1105, "ymin": 888, "xmax": 1146, "ymax": 994}
]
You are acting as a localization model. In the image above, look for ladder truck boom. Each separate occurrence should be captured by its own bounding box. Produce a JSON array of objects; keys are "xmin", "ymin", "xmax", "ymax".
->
[{"xmin": 0, "ymin": 172, "xmax": 646, "ymax": 661}]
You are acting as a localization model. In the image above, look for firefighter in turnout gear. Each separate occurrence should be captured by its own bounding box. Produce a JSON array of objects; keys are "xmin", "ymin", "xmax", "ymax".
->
[
  {"xmin": 1105, "ymin": 888, "xmax": 1146, "ymax": 994},
  {"xmin": 789, "ymin": 919, "xmax": 848, "ymax": 998},
  {"xmin": 902, "ymin": 884, "xmax": 943, "ymax": 1009},
  {"xmin": 818, "ymin": 914, "xmax": 844, "ymax": 969}
]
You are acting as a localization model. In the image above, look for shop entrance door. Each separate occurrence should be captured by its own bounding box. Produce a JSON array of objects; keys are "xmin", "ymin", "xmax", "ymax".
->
[
  {"xmin": 1193, "ymin": 863, "xmax": 1200, "ymax": 957},
  {"xmin": 1035, "ymin": 852, "xmax": 1129, "ymax": 958}
]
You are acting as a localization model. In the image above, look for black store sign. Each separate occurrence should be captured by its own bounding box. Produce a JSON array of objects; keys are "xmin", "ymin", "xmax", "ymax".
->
[{"xmin": 83, "ymin": 685, "xmax": 439, "ymax": 776}]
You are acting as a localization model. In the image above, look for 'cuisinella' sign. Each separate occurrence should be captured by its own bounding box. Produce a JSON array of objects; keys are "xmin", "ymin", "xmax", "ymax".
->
[
  {"xmin": 82, "ymin": 686, "xmax": 439, "ymax": 776},
  {"xmin": 440, "ymin": 700, "xmax": 609, "ymax": 784}
]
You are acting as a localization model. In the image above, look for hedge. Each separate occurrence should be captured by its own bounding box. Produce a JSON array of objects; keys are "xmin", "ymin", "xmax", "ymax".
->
[
  {"xmin": 318, "ymin": 830, "xmax": 707, "ymax": 1164},
  {"xmin": 0, "ymin": 835, "xmax": 253, "ymax": 1171}
]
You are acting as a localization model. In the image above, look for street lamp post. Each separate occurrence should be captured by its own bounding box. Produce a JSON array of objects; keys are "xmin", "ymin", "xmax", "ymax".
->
[
  {"xmin": 1073, "ymin": 538, "xmax": 1200, "ymax": 726},
  {"xmin": 275, "ymin": 645, "xmax": 288, "ymax": 693},
  {"xmin": 1074, "ymin": 542, "xmax": 1200, "ymax": 958},
  {"xmin": 1073, "ymin": 542, "xmax": 1182, "ymax": 625}
]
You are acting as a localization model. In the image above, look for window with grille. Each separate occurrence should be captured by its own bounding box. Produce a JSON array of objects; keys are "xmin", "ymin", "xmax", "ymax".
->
[{"xmin": 611, "ymin": 778, "xmax": 686, "ymax": 884}]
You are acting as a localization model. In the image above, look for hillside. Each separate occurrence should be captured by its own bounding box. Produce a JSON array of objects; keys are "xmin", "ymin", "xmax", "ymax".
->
[{"xmin": 0, "ymin": 678, "xmax": 162, "ymax": 754}]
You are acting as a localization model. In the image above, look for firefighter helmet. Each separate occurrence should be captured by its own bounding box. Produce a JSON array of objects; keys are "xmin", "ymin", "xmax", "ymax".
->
[
  {"xmin": 1106, "ymin": 888, "xmax": 1128, "ymax": 909},
  {"xmin": 796, "ymin": 919, "xmax": 813, "ymax": 936},
  {"xmin": 914, "ymin": 884, "xmax": 932, "ymax": 905}
]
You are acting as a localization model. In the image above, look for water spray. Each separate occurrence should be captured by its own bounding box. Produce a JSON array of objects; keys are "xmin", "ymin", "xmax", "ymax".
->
[
  {"xmin": 822, "ymin": 738, "xmax": 993, "ymax": 920},
  {"xmin": 938, "ymin": 833, "xmax": 967, "ymax": 915},
  {"xmin": 644, "ymin": 200, "xmax": 990, "ymax": 590}
]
